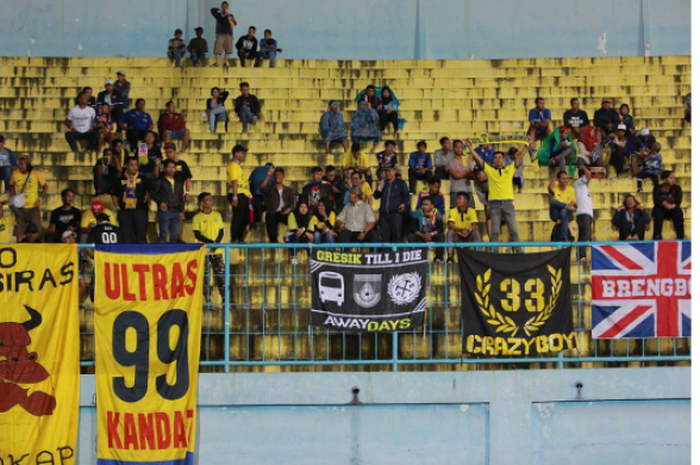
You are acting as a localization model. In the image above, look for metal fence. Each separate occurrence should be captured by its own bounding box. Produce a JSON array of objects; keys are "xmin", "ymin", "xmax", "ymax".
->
[{"xmin": 76, "ymin": 241, "xmax": 691, "ymax": 372}]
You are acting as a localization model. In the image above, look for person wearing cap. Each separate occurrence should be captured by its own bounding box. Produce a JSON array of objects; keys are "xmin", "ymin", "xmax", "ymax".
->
[
  {"xmin": 10, "ymin": 155, "xmax": 47, "ymax": 242},
  {"xmin": 408, "ymin": 195, "xmax": 445, "ymax": 264},
  {"xmin": 255, "ymin": 29, "xmax": 282, "ymax": 68},
  {"xmin": 373, "ymin": 165, "xmax": 409, "ymax": 243},
  {"xmin": 188, "ymin": 27, "xmax": 209, "ymax": 67},
  {"xmin": 562, "ymin": 98, "xmax": 590, "ymax": 139},
  {"xmin": 0, "ymin": 135, "xmax": 18, "ymax": 195},
  {"xmin": 446, "ymin": 191, "xmax": 481, "ymax": 262},
  {"xmin": 97, "ymin": 78, "xmax": 125, "ymax": 126},
  {"xmin": 20, "ymin": 223, "xmax": 42, "ymax": 244},
  {"xmin": 236, "ymin": 26, "xmax": 259, "ymax": 68},
  {"xmin": 608, "ymin": 123, "xmax": 633, "ymax": 178},
  {"xmin": 227, "ymin": 145, "xmax": 252, "ymax": 242},
  {"xmin": 536, "ymin": 126, "xmax": 577, "ymax": 173},
  {"xmin": 61, "ymin": 230, "xmax": 77, "ymax": 244},
  {"xmin": 527, "ymin": 97, "xmax": 553, "ymax": 141},
  {"xmin": 211, "ymin": 1, "xmax": 237, "ymax": 68},
  {"xmin": 48, "ymin": 188, "xmax": 81, "ymax": 243},
  {"xmin": 120, "ymin": 99, "xmax": 154, "ymax": 152},
  {"xmin": 632, "ymin": 127, "xmax": 657, "ymax": 155},
  {"xmin": 158, "ymin": 101, "xmax": 190, "ymax": 153},
  {"xmin": 652, "ymin": 170, "xmax": 685, "ymax": 240},
  {"xmin": 111, "ymin": 157, "xmax": 152, "ymax": 244},
  {"xmin": 114, "ymin": 71, "xmax": 131, "ymax": 110},
  {"xmin": 65, "ymin": 91, "xmax": 99, "ymax": 155},
  {"xmin": 319, "ymin": 101, "xmax": 349, "ymax": 154},
  {"xmin": 80, "ymin": 199, "xmax": 117, "ymax": 238},
  {"xmin": 87, "ymin": 212, "xmax": 122, "ymax": 245},
  {"xmin": 192, "ymin": 192, "xmax": 225, "ymax": 299},
  {"xmin": 234, "ymin": 82, "xmax": 261, "ymax": 134},
  {"xmin": 168, "ymin": 29, "xmax": 187, "ymax": 68},
  {"xmin": 594, "ymin": 99, "xmax": 620, "ymax": 135},
  {"xmin": 351, "ymin": 101, "xmax": 381, "ymax": 151},
  {"xmin": 151, "ymin": 159, "xmax": 185, "ymax": 244},
  {"xmin": 336, "ymin": 189, "xmax": 379, "ymax": 244}
]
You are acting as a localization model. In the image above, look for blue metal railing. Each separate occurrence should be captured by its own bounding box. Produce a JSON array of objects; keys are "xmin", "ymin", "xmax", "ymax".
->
[{"xmin": 76, "ymin": 241, "xmax": 691, "ymax": 371}]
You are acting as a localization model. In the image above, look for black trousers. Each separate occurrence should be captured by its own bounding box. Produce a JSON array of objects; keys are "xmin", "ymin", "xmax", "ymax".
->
[
  {"xmin": 238, "ymin": 50, "xmax": 257, "ymax": 67},
  {"xmin": 265, "ymin": 211, "xmax": 289, "ymax": 243},
  {"xmin": 126, "ymin": 128, "xmax": 148, "ymax": 152},
  {"xmin": 230, "ymin": 194, "xmax": 250, "ymax": 243},
  {"xmin": 407, "ymin": 232, "xmax": 445, "ymax": 259},
  {"xmin": 252, "ymin": 195, "xmax": 265, "ymax": 222},
  {"xmin": 379, "ymin": 110, "xmax": 399, "ymax": 132},
  {"xmin": 379, "ymin": 212, "xmax": 405, "ymax": 243},
  {"xmin": 408, "ymin": 169, "xmax": 434, "ymax": 194},
  {"xmin": 65, "ymin": 130, "xmax": 98, "ymax": 152},
  {"xmin": 118, "ymin": 208, "xmax": 148, "ymax": 243},
  {"xmin": 610, "ymin": 148, "xmax": 628, "ymax": 177},
  {"xmin": 652, "ymin": 206, "xmax": 685, "ymax": 239},
  {"xmin": 338, "ymin": 229, "xmax": 380, "ymax": 244},
  {"xmin": 576, "ymin": 214, "xmax": 593, "ymax": 258},
  {"xmin": 617, "ymin": 216, "xmax": 648, "ymax": 241}
]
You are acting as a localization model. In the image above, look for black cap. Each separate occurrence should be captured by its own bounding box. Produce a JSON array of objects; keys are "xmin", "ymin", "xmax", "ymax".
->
[
  {"xmin": 96, "ymin": 213, "xmax": 111, "ymax": 222},
  {"xmin": 232, "ymin": 144, "xmax": 248, "ymax": 154},
  {"xmin": 26, "ymin": 223, "xmax": 40, "ymax": 234}
]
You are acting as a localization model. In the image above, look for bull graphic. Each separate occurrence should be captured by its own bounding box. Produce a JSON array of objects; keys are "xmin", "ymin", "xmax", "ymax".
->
[{"xmin": 0, "ymin": 305, "xmax": 56, "ymax": 416}]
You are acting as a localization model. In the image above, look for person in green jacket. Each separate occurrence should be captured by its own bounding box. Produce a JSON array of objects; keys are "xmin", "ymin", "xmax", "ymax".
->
[{"xmin": 536, "ymin": 126, "xmax": 577, "ymax": 172}]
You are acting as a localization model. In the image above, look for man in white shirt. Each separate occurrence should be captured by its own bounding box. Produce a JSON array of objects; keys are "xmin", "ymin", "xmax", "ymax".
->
[
  {"xmin": 336, "ymin": 190, "xmax": 379, "ymax": 243},
  {"xmin": 574, "ymin": 163, "xmax": 594, "ymax": 261},
  {"xmin": 65, "ymin": 91, "xmax": 98, "ymax": 155}
]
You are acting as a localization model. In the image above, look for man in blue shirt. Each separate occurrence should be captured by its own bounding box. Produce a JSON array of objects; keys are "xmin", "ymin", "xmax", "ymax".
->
[
  {"xmin": 248, "ymin": 162, "xmax": 274, "ymax": 222},
  {"xmin": 255, "ymin": 29, "xmax": 282, "ymax": 68},
  {"xmin": 527, "ymin": 97, "xmax": 552, "ymax": 141},
  {"xmin": 408, "ymin": 140, "xmax": 433, "ymax": 194},
  {"xmin": 119, "ymin": 99, "xmax": 154, "ymax": 152}
]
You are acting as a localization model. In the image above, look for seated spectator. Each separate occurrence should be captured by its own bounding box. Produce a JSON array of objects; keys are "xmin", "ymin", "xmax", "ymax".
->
[
  {"xmin": 10, "ymin": 155, "xmax": 47, "ymax": 242},
  {"xmin": 447, "ymin": 140, "xmax": 474, "ymax": 208},
  {"xmin": 377, "ymin": 86, "xmax": 401, "ymax": 136},
  {"xmin": 0, "ymin": 135, "xmax": 18, "ymax": 194},
  {"xmin": 158, "ymin": 101, "xmax": 190, "ymax": 153},
  {"xmin": 342, "ymin": 142, "xmax": 372, "ymax": 185},
  {"xmin": 608, "ymin": 124, "xmax": 633, "ymax": 178},
  {"xmin": 632, "ymin": 142, "xmax": 662, "ymax": 192},
  {"xmin": 323, "ymin": 165, "xmax": 344, "ymax": 212},
  {"xmin": 373, "ymin": 166, "xmax": 409, "ymax": 243},
  {"xmin": 652, "ymin": 170, "xmax": 684, "ymax": 240},
  {"xmin": 446, "ymin": 191, "xmax": 481, "ymax": 262},
  {"xmin": 260, "ymin": 166, "xmax": 294, "ymax": 243},
  {"xmin": 111, "ymin": 157, "xmax": 152, "ymax": 244},
  {"xmin": 255, "ymin": 29, "xmax": 282, "ymax": 68},
  {"xmin": 360, "ymin": 85, "xmax": 381, "ymax": 109},
  {"xmin": 319, "ymin": 101, "xmax": 348, "ymax": 154},
  {"xmin": 344, "ymin": 170, "xmax": 373, "ymax": 207},
  {"xmin": 576, "ymin": 125, "xmax": 604, "ymax": 167},
  {"xmin": 210, "ymin": 1, "xmax": 236, "ymax": 68},
  {"xmin": 249, "ymin": 162, "xmax": 274, "ymax": 223},
  {"xmin": 47, "ymin": 188, "xmax": 81, "ymax": 243},
  {"xmin": 594, "ymin": 99, "xmax": 620, "ymax": 135},
  {"xmin": 408, "ymin": 140, "xmax": 434, "ymax": 194},
  {"xmin": 74, "ymin": 86, "xmax": 97, "ymax": 108},
  {"xmin": 612, "ymin": 194, "xmax": 650, "ymax": 241},
  {"xmin": 562, "ymin": 98, "xmax": 590, "ymax": 139},
  {"xmin": 336, "ymin": 190, "xmax": 379, "ymax": 244},
  {"xmin": 506, "ymin": 147, "xmax": 526, "ymax": 194},
  {"xmin": 93, "ymin": 149, "xmax": 114, "ymax": 195},
  {"xmin": 20, "ymin": 223, "xmax": 42, "ymax": 244},
  {"xmin": 234, "ymin": 82, "xmax": 260, "ymax": 134},
  {"xmin": 408, "ymin": 196, "xmax": 445, "ymax": 264},
  {"xmin": 548, "ymin": 171, "xmax": 576, "ymax": 242},
  {"xmin": 206, "ymin": 87, "xmax": 229, "ymax": 134},
  {"xmin": 311, "ymin": 200, "xmax": 337, "ymax": 244},
  {"xmin": 376, "ymin": 140, "xmax": 398, "ymax": 180},
  {"xmin": 351, "ymin": 101, "xmax": 381, "ymax": 150},
  {"xmin": 537, "ymin": 126, "xmax": 576, "ymax": 172},
  {"xmin": 65, "ymin": 92, "xmax": 98, "ymax": 155},
  {"xmin": 95, "ymin": 103, "xmax": 114, "ymax": 154},
  {"xmin": 120, "ymin": 99, "xmax": 154, "ymax": 152},
  {"xmin": 618, "ymin": 103, "xmax": 635, "ymax": 136},
  {"xmin": 151, "ymin": 159, "xmax": 185, "ymax": 243},
  {"xmin": 416, "ymin": 178, "xmax": 445, "ymax": 216},
  {"xmin": 62, "ymin": 230, "xmax": 77, "ymax": 244},
  {"xmin": 97, "ymin": 79, "xmax": 124, "ymax": 127},
  {"xmin": 527, "ymin": 97, "xmax": 553, "ymax": 140},
  {"xmin": 632, "ymin": 128, "xmax": 656, "ymax": 155},
  {"xmin": 167, "ymin": 29, "xmax": 187, "ymax": 67},
  {"xmin": 80, "ymin": 200, "xmax": 118, "ymax": 240},
  {"xmin": 114, "ymin": 71, "xmax": 131, "ymax": 109},
  {"xmin": 285, "ymin": 201, "xmax": 314, "ymax": 264},
  {"xmin": 188, "ymin": 27, "xmax": 209, "ymax": 66},
  {"xmin": 236, "ymin": 26, "xmax": 258, "ymax": 67},
  {"xmin": 302, "ymin": 167, "xmax": 331, "ymax": 211},
  {"xmin": 192, "ymin": 192, "xmax": 225, "ymax": 299},
  {"xmin": 433, "ymin": 136, "xmax": 454, "ymax": 181}
]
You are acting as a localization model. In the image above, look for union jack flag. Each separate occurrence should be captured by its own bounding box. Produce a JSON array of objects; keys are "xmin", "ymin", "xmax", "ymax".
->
[{"xmin": 591, "ymin": 241, "xmax": 691, "ymax": 339}]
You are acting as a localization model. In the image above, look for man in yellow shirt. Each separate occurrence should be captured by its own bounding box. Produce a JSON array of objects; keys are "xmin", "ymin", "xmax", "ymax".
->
[
  {"xmin": 547, "ymin": 171, "xmax": 577, "ymax": 242},
  {"xmin": 342, "ymin": 142, "xmax": 372, "ymax": 184},
  {"xmin": 9, "ymin": 155, "xmax": 47, "ymax": 241},
  {"xmin": 192, "ymin": 192, "xmax": 225, "ymax": 299},
  {"xmin": 226, "ymin": 144, "xmax": 252, "ymax": 243},
  {"xmin": 446, "ymin": 191, "xmax": 481, "ymax": 262}
]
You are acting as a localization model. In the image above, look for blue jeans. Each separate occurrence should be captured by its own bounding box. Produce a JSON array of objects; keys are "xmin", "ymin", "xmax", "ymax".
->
[
  {"xmin": 313, "ymin": 231, "xmax": 336, "ymax": 244},
  {"xmin": 158, "ymin": 210, "xmax": 180, "ymax": 243},
  {"xmin": 170, "ymin": 50, "xmax": 186, "ymax": 67},
  {"xmin": 190, "ymin": 51, "xmax": 205, "ymax": 64},
  {"xmin": 285, "ymin": 232, "xmax": 310, "ymax": 258},
  {"xmin": 256, "ymin": 49, "xmax": 277, "ymax": 67},
  {"xmin": 209, "ymin": 106, "xmax": 227, "ymax": 132},
  {"xmin": 238, "ymin": 105, "xmax": 255, "ymax": 132},
  {"xmin": 0, "ymin": 166, "xmax": 12, "ymax": 194},
  {"xmin": 550, "ymin": 200, "xmax": 573, "ymax": 241}
]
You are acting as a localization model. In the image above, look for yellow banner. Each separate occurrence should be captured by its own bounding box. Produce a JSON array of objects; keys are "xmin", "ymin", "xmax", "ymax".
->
[
  {"xmin": 0, "ymin": 244, "xmax": 80, "ymax": 464},
  {"xmin": 94, "ymin": 245, "xmax": 205, "ymax": 465}
]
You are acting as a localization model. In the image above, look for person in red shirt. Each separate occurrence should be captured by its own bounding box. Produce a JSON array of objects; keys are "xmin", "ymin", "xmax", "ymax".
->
[{"xmin": 158, "ymin": 101, "xmax": 190, "ymax": 153}]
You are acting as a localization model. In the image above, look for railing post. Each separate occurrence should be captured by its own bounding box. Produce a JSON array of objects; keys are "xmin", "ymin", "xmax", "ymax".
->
[
  {"xmin": 224, "ymin": 245, "xmax": 231, "ymax": 373},
  {"xmin": 392, "ymin": 244, "xmax": 399, "ymax": 372}
]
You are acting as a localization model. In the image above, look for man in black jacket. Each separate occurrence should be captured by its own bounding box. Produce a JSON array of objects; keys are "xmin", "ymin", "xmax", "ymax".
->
[
  {"xmin": 652, "ymin": 170, "xmax": 685, "ymax": 240},
  {"xmin": 234, "ymin": 82, "xmax": 261, "ymax": 134},
  {"xmin": 593, "ymin": 99, "xmax": 620, "ymax": 135},
  {"xmin": 97, "ymin": 79, "xmax": 124, "ymax": 125},
  {"xmin": 151, "ymin": 159, "xmax": 185, "ymax": 244},
  {"xmin": 260, "ymin": 166, "xmax": 295, "ymax": 243},
  {"xmin": 373, "ymin": 166, "xmax": 410, "ymax": 242},
  {"xmin": 111, "ymin": 157, "xmax": 152, "ymax": 244},
  {"xmin": 210, "ymin": 1, "xmax": 236, "ymax": 68},
  {"xmin": 236, "ymin": 26, "xmax": 258, "ymax": 67}
]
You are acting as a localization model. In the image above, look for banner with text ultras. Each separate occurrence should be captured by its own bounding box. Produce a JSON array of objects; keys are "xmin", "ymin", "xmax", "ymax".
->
[
  {"xmin": 94, "ymin": 245, "xmax": 205, "ymax": 465},
  {"xmin": 310, "ymin": 249, "xmax": 427, "ymax": 331},
  {"xmin": 458, "ymin": 248, "xmax": 576, "ymax": 356},
  {"xmin": 0, "ymin": 245, "xmax": 80, "ymax": 465}
]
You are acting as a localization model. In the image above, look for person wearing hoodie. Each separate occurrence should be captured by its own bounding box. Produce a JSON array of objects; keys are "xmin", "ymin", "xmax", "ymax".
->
[
  {"xmin": 377, "ymin": 86, "xmax": 400, "ymax": 136},
  {"xmin": 537, "ymin": 126, "xmax": 577, "ymax": 172},
  {"xmin": 652, "ymin": 170, "xmax": 684, "ymax": 240},
  {"xmin": 593, "ymin": 99, "xmax": 620, "ymax": 135},
  {"xmin": 319, "ymin": 101, "xmax": 348, "ymax": 154},
  {"xmin": 351, "ymin": 101, "xmax": 381, "ymax": 150},
  {"xmin": 632, "ymin": 142, "xmax": 663, "ymax": 192}
]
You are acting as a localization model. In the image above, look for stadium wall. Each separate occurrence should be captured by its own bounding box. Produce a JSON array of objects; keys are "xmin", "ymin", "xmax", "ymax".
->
[
  {"xmin": 77, "ymin": 367, "xmax": 690, "ymax": 464},
  {"xmin": 0, "ymin": 0, "xmax": 689, "ymax": 59}
]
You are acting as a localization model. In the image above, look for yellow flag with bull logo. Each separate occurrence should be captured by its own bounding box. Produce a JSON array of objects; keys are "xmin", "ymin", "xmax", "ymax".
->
[{"xmin": 0, "ymin": 244, "xmax": 80, "ymax": 464}]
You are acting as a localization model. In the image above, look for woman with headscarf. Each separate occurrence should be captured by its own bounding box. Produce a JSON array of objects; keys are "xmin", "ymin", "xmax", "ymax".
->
[
  {"xmin": 351, "ymin": 101, "xmax": 381, "ymax": 152},
  {"xmin": 285, "ymin": 201, "xmax": 314, "ymax": 264},
  {"xmin": 319, "ymin": 101, "xmax": 348, "ymax": 154},
  {"xmin": 378, "ymin": 86, "xmax": 400, "ymax": 136},
  {"xmin": 310, "ymin": 200, "xmax": 337, "ymax": 244}
]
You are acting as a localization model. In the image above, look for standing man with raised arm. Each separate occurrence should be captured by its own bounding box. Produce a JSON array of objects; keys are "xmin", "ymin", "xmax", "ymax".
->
[
  {"xmin": 211, "ymin": 1, "xmax": 237, "ymax": 68},
  {"xmin": 468, "ymin": 138, "xmax": 532, "ymax": 253}
]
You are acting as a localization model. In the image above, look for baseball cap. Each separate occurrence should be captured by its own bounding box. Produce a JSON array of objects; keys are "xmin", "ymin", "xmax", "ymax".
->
[
  {"xmin": 164, "ymin": 143, "xmax": 177, "ymax": 151},
  {"xmin": 96, "ymin": 213, "xmax": 111, "ymax": 222},
  {"xmin": 232, "ymin": 144, "xmax": 248, "ymax": 154},
  {"xmin": 105, "ymin": 78, "xmax": 113, "ymax": 85},
  {"xmin": 602, "ymin": 98, "xmax": 611, "ymax": 104},
  {"xmin": 62, "ymin": 230, "xmax": 76, "ymax": 240},
  {"xmin": 91, "ymin": 200, "xmax": 105, "ymax": 214},
  {"xmin": 640, "ymin": 128, "xmax": 650, "ymax": 136},
  {"xmin": 559, "ymin": 125, "xmax": 570, "ymax": 133},
  {"xmin": 26, "ymin": 223, "xmax": 40, "ymax": 234},
  {"xmin": 617, "ymin": 124, "xmax": 627, "ymax": 131},
  {"xmin": 116, "ymin": 70, "xmax": 126, "ymax": 76}
]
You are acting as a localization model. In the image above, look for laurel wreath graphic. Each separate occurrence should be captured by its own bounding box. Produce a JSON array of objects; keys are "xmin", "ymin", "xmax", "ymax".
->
[{"xmin": 474, "ymin": 265, "xmax": 562, "ymax": 337}]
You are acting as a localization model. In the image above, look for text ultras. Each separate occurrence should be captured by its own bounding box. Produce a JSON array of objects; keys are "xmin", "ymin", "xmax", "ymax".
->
[{"xmin": 103, "ymin": 259, "xmax": 199, "ymax": 301}]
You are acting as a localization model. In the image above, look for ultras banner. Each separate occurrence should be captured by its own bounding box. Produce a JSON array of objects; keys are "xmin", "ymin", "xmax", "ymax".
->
[
  {"xmin": 457, "ymin": 248, "xmax": 576, "ymax": 356},
  {"xmin": 310, "ymin": 249, "xmax": 427, "ymax": 331},
  {"xmin": 94, "ymin": 245, "xmax": 205, "ymax": 465},
  {"xmin": 0, "ymin": 245, "xmax": 80, "ymax": 464}
]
